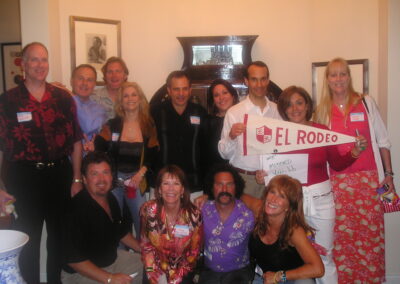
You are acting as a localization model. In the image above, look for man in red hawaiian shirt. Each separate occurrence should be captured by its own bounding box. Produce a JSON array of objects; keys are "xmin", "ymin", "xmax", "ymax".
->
[{"xmin": 0, "ymin": 42, "xmax": 83, "ymax": 284}]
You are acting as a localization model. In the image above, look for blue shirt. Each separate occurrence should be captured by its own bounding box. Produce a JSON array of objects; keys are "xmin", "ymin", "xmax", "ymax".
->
[
  {"xmin": 73, "ymin": 95, "xmax": 106, "ymax": 140},
  {"xmin": 202, "ymin": 199, "xmax": 254, "ymax": 272}
]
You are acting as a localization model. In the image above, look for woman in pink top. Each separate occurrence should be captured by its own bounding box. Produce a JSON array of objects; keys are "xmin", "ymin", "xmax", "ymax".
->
[
  {"xmin": 256, "ymin": 85, "xmax": 366, "ymax": 284},
  {"xmin": 314, "ymin": 57, "xmax": 395, "ymax": 283}
]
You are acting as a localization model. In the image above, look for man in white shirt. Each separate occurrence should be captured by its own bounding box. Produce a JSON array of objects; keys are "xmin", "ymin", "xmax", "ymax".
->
[{"xmin": 218, "ymin": 61, "xmax": 281, "ymax": 198}]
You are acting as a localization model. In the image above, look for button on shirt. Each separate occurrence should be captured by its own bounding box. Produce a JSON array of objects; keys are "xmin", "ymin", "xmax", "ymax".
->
[
  {"xmin": 202, "ymin": 199, "xmax": 254, "ymax": 272},
  {"xmin": 0, "ymin": 83, "xmax": 82, "ymax": 161},
  {"xmin": 73, "ymin": 95, "xmax": 107, "ymax": 140},
  {"xmin": 218, "ymin": 96, "xmax": 281, "ymax": 171}
]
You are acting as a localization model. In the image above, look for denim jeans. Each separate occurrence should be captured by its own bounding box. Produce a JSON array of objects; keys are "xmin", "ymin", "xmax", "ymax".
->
[{"xmin": 113, "ymin": 171, "xmax": 147, "ymax": 238}]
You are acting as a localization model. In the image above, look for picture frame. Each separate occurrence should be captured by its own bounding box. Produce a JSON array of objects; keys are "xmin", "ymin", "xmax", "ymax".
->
[
  {"xmin": 311, "ymin": 59, "xmax": 369, "ymax": 105},
  {"xmin": 70, "ymin": 16, "xmax": 121, "ymax": 85},
  {"xmin": 1, "ymin": 42, "xmax": 23, "ymax": 92}
]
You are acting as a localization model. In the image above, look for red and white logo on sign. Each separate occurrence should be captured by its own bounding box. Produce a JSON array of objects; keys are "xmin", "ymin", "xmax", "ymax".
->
[{"xmin": 256, "ymin": 125, "xmax": 272, "ymax": 144}]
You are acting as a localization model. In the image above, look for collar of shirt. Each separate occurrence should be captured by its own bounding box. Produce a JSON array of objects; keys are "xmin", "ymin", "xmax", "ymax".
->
[{"xmin": 244, "ymin": 96, "xmax": 273, "ymax": 116}]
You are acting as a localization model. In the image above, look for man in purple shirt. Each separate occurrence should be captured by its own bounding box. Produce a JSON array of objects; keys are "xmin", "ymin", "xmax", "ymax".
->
[{"xmin": 200, "ymin": 164, "xmax": 255, "ymax": 284}]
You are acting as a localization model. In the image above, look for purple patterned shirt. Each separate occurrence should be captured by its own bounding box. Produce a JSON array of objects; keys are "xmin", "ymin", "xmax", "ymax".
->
[{"xmin": 202, "ymin": 199, "xmax": 254, "ymax": 272}]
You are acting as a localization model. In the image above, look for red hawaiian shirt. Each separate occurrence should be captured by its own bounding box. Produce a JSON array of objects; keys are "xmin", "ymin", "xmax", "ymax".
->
[{"xmin": 0, "ymin": 83, "xmax": 82, "ymax": 161}]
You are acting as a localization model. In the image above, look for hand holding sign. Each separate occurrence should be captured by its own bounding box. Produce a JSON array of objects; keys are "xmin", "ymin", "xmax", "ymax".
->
[{"xmin": 229, "ymin": 122, "xmax": 246, "ymax": 140}]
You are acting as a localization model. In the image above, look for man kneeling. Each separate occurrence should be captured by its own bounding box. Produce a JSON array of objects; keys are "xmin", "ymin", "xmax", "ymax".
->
[
  {"xmin": 199, "ymin": 164, "xmax": 255, "ymax": 284},
  {"xmin": 62, "ymin": 151, "xmax": 142, "ymax": 284}
]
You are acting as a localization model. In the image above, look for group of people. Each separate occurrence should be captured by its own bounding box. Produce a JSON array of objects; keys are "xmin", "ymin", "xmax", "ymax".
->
[{"xmin": 0, "ymin": 41, "xmax": 395, "ymax": 284}]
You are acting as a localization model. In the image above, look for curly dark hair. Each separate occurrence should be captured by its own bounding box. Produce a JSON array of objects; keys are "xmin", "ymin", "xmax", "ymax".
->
[
  {"xmin": 81, "ymin": 151, "xmax": 114, "ymax": 177},
  {"xmin": 253, "ymin": 175, "xmax": 315, "ymax": 249},
  {"xmin": 207, "ymin": 79, "xmax": 239, "ymax": 115},
  {"xmin": 204, "ymin": 163, "xmax": 245, "ymax": 200}
]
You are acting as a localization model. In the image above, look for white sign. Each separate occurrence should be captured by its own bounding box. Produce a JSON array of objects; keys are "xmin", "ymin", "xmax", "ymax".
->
[
  {"xmin": 243, "ymin": 114, "xmax": 356, "ymax": 155},
  {"xmin": 260, "ymin": 154, "xmax": 309, "ymax": 184}
]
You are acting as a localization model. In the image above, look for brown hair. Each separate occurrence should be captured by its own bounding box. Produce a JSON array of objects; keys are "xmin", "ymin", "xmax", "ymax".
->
[
  {"xmin": 21, "ymin": 42, "xmax": 48, "ymax": 61},
  {"xmin": 278, "ymin": 85, "xmax": 313, "ymax": 122},
  {"xmin": 154, "ymin": 165, "xmax": 197, "ymax": 224},
  {"xmin": 253, "ymin": 175, "xmax": 314, "ymax": 249},
  {"xmin": 101, "ymin": 56, "xmax": 129, "ymax": 82},
  {"xmin": 71, "ymin": 64, "xmax": 97, "ymax": 80}
]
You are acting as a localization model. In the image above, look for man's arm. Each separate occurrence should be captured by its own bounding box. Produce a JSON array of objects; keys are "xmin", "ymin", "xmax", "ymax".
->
[
  {"xmin": 0, "ymin": 151, "xmax": 15, "ymax": 214},
  {"xmin": 70, "ymin": 141, "xmax": 83, "ymax": 197},
  {"xmin": 120, "ymin": 232, "xmax": 141, "ymax": 252},
  {"xmin": 68, "ymin": 260, "xmax": 132, "ymax": 284}
]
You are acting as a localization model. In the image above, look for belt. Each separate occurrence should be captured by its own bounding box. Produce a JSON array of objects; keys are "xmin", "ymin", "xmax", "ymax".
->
[
  {"xmin": 233, "ymin": 167, "xmax": 257, "ymax": 175},
  {"xmin": 16, "ymin": 157, "xmax": 69, "ymax": 170}
]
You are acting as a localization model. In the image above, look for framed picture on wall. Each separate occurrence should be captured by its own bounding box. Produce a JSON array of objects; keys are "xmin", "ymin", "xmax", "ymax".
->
[
  {"xmin": 311, "ymin": 59, "xmax": 369, "ymax": 105},
  {"xmin": 70, "ymin": 16, "xmax": 121, "ymax": 85},
  {"xmin": 1, "ymin": 42, "xmax": 23, "ymax": 92}
]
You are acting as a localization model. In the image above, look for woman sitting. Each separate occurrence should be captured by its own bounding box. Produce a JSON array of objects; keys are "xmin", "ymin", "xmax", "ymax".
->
[
  {"xmin": 249, "ymin": 175, "xmax": 324, "ymax": 284},
  {"xmin": 140, "ymin": 165, "xmax": 203, "ymax": 284}
]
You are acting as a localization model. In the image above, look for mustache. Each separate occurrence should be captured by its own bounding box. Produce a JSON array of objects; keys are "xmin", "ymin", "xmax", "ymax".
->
[{"xmin": 217, "ymin": 192, "xmax": 233, "ymax": 199}]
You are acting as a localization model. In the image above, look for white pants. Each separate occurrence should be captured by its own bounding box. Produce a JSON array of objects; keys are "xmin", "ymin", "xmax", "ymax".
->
[{"xmin": 303, "ymin": 180, "xmax": 337, "ymax": 284}]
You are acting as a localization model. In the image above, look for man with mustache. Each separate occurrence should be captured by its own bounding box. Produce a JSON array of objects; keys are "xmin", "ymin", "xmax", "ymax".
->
[
  {"xmin": 151, "ymin": 70, "xmax": 207, "ymax": 199},
  {"xmin": 199, "ymin": 164, "xmax": 255, "ymax": 284}
]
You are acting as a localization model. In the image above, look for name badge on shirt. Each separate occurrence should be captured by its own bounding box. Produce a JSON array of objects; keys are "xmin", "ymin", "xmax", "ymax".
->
[
  {"xmin": 190, "ymin": 116, "xmax": 200, "ymax": 125},
  {"xmin": 350, "ymin": 112, "xmax": 365, "ymax": 122},
  {"xmin": 174, "ymin": 225, "xmax": 190, "ymax": 238},
  {"xmin": 111, "ymin": 132, "xmax": 120, "ymax": 142},
  {"xmin": 17, "ymin": 112, "xmax": 32, "ymax": 123}
]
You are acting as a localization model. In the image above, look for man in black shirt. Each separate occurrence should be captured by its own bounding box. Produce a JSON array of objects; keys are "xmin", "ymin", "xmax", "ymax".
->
[
  {"xmin": 61, "ymin": 152, "xmax": 142, "ymax": 284},
  {"xmin": 151, "ymin": 71, "xmax": 207, "ymax": 198}
]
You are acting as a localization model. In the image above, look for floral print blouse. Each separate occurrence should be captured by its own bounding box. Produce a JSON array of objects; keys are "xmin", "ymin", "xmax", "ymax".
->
[{"xmin": 140, "ymin": 200, "xmax": 203, "ymax": 284}]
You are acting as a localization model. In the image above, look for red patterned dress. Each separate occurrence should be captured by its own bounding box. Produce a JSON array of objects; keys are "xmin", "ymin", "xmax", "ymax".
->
[
  {"xmin": 140, "ymin": 200, "xmax": 203, "ymax": 284},
  {"xmin": 329, "ymin": 102, "xmax": 385, "ymax": 283}
]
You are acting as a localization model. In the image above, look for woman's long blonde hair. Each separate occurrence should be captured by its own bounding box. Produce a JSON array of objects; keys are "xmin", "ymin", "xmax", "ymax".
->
[
  {"xmin": 314, "ymin": 57, "xmax": 362, "ymax": 126},
  {"xmin": 115, "ymin": 81, "xmax": 154, "ymax": 138}
]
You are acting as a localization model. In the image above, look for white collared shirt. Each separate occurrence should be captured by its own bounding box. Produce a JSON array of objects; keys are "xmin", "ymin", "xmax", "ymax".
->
[{"xmin": 218, "ymin": 96, "xmax": 282, "ymax": 171}]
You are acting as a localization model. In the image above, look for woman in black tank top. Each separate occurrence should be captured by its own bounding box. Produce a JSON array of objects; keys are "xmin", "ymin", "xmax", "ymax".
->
[
  {"xmin": 95, "ymin": 82, "xmax": 159, "ymax": 237},
  {"xmin": 250, "ymin": 175, "xmax": 324, "ymax": 283}
]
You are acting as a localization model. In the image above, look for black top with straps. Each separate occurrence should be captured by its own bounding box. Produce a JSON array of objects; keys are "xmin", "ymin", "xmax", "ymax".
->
[{"xmin": 249, "ymin": 233, "xmax": 304, "ymax": 272}]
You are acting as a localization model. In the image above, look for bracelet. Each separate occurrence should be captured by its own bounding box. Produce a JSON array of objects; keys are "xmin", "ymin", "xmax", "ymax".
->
[
  {"xmin": 273, "ymin": 271, "xmax": 280, "ymax": 284},
  {"xmin": 384, "ymin": 171, "xmax": 394, "ymax": 177},
  {"xmin": 73, "ymin": 178, "xmax": 82, "ymax": 183},
  {"xmin": 281, "ymin": 270, "xmax": 287, "ymax": 282},
  {"xmin": 107, "ymin": 273, "xmax": 112, "ymax": 283}
]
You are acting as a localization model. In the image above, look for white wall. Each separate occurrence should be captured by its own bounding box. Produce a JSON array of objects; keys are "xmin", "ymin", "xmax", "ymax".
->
[
  {"xmin": 385, "ymin": 0, "xmax": 400, "ymax": 282},
  {"xmin": 18, "ymin": 0, "xmax": 400, "ymax": 281}
]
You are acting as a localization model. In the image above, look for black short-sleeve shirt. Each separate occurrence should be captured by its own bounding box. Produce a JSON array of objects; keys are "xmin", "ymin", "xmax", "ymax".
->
[{"xmin": 62, "ymin": 189, "xmax": 132, "ymax": 273}]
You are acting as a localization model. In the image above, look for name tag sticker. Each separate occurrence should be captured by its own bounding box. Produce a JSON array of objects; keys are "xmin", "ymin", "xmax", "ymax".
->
[
  {"xmin": 190, "ymin": 116, "xmax": 200, "ymax": 125},
  {"xmin": 17, "ymin": 112, "xmax": 32, "ymax": 123},
  {"xmin": 174, "ymin": 225, "xmax": 190, "ymax": 238},
  {"xmin": 350, "ymin": 112, "xmax": 365, "ymax": 122},
  {"xmin": 111, "ymin": 132, "xmax": 120, "ymax": 142}
]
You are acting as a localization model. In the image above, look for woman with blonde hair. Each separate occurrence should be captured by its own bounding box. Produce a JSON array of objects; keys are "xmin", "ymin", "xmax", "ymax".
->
[
  {"xmin": 314, "ymin": 57, "xmax": 394, "ymax": 283},
  {"xmin": 249, "ymin": 175, "xmax": 324, "ymax": 284},
  {"xmin": 95, "ymin": 81, "xmax": 159, "ymax": 237}
]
